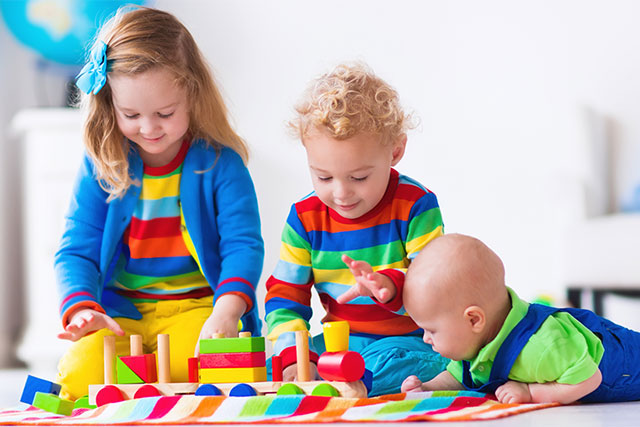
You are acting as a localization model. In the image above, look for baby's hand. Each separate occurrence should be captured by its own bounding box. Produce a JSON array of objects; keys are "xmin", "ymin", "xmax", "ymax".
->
[
  {"xmin": 401, "ymin": 375, "xmax": 424, "ymax": 393},
  {"xmin": 495, "ymin": 381, "xmax": 532, "ymax": 403},
  {"xmin": 57, "ymin": 308, "xmax": 124, "ymax": 342},
  {"xmin": 282, "ymin": 362, "xmax": 318, "ymax": 382},
  {"xmin": 337, "ymin": 254, "xmax": 396, "ymax": 304}
]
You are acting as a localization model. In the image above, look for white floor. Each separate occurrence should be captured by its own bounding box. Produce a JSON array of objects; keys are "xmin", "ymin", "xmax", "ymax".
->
[{"xmin": 1, "ymin": 368, "xmax": 639, "ymax": 426}]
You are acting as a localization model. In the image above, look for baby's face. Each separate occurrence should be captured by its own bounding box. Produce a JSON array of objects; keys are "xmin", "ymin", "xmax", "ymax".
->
[
  {"xmin": 303, "ymin": 130, "xmax": 398, "ymax": 219},
  {"xmin": 406, "ymin": 293, "xmax": 480, "ymax": 361}
]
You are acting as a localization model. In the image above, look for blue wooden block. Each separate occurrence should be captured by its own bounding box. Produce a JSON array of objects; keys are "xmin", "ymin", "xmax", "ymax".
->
[
  {"xmin": 20, "ymin": 375, "xmax": 62, "ymax": 405},
  {"xmin": 229, "ymin": 383, "xmax": 257, "ymax": 396},
  {"xmin": 195, "ymin": 384, "xmax": 223, "ymax": 396}
]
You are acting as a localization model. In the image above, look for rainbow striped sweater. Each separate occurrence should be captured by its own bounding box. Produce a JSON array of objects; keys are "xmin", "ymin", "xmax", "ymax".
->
[{"xmin": 265, "ymin": 169, "xmax": 443, "ymax": 367}]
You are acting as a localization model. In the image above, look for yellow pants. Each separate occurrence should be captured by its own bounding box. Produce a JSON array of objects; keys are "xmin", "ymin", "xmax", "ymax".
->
[{"xmin": 56, "ymin": 296, "xmax": 213, "ymax": 400}]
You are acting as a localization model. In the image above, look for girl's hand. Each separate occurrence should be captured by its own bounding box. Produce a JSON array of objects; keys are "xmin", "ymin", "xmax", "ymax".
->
[
  {"xmin": 194, "ymin": 294, "xmax": 247, "ymax": 356},
  {"xmin": 401, "ymin": 375, "xmax": 425, "ymax": 393},
  {"xmin": 337, "ymin": 254, "xmax": 396, "ymax": 304},
  {"xmin": 57, "ymin": 308, "xmax": 124, "ymax": 342}
]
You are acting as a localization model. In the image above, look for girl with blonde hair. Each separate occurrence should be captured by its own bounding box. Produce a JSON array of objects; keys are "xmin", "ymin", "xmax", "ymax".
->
[{"xmin": 55, "ymin": 6, "xmax": 263, "ymax": 399}]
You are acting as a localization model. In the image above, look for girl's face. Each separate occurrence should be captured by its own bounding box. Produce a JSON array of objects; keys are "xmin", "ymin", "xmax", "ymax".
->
[{"xmin": 110, "ymin": 68, "xmax": 190, "ymax": 167}]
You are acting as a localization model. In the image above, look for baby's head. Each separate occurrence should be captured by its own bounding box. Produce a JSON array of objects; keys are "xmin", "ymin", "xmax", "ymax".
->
[
  {"xmin": 404, "ymin": 234, "xmax": 511, "ymax": 361},
  {"xmin": 289, "ymin": 62, "xmax": 414, "ymax": 219}
]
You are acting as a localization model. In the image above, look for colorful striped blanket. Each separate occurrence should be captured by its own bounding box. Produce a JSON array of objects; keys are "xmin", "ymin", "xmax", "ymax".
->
[{"xmin": 0, "ymin": 391, "xmax": 558, "ymax": 424}]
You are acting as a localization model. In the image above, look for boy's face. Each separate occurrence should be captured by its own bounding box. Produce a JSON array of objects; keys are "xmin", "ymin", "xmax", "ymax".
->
[
  {"xmin": 406, "ymin": 292, "xmax": 481, "ymax": 361},
  {"xmin": 303, "ymin": 130, "xmax": 404, "ymax": 219}
]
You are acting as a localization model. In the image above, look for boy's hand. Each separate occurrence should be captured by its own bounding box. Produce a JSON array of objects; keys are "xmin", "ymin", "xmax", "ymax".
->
[
  {"xmin": 57, "ymin": 308, "xmax": 124, "ymax": 342},
  {"xmin": 282, "ymin": 362, "xmax": 319, "ymax": 382},
  {"xmin": 495, "ymin": 381, "xmax": 532, "ymax": 403},
  {"xmin": 337, "ymin": 254, "xmax": 396, "ymax": 304},
  {"xmin": 194, "ymin": 294, "xmax": 247, "ymax": 356},
  {"xmin": 401, "ymin": 375, "xmax": 425, "ymax": 393}
]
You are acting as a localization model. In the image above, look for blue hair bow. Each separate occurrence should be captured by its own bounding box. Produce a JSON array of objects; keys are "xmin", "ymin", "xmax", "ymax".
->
[{"xmin": 76, "ymin": 40, "xmax": 108, "ymax": 95}]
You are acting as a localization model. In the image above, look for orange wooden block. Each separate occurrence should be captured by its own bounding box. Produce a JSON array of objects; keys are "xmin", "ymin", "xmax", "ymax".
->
[{"xmin": 120, "ymin": 354, "xmax": 157, "ymax": 383}]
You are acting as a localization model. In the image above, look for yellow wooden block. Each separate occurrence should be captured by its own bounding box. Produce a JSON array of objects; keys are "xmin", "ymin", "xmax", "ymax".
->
[
  {"xmin": 199, "ymin": 366, "xmax": 267, "ymax": 383},
  {"xmin": 323, "ymin": 321, "xmax": 349, "ymax": 352}
]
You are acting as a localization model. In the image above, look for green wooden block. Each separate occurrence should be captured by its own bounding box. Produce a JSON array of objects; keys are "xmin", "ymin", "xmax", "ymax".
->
[
  {"xmin": 32, "ymin": 392, "xmax": 74, "ymax": 416},
  {"xmin": 199, "ymin": 336, "xmax": 265, "ymax": 354},
  {"xmin": 276, "ymin": 383, "xmax": 305, "ymax": 395},
  {"xmin": 73, "ymin": 395, "xmax": 96, "ymax": 410},
  {"xmin": 116, "ymin": 357, "xmax": 144, "ymax": 384},
  {"xmin": 311, "ymin": 383, "xmax": 340, "ymax": 396}
]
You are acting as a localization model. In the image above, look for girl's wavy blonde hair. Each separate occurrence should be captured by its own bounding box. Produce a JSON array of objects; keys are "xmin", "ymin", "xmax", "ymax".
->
[
  {"xmin": 289, "ymin": 62, "xmax": 414, "ymax": 145},
  {"xmin": 80, "ymin": 6, "xmax": 248, "ymax": 200}
]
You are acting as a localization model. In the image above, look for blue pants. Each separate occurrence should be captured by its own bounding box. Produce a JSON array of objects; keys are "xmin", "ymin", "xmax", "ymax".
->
[{"xmin": 267, "ymin": 334, "xmax": 448, "ymax": 396}]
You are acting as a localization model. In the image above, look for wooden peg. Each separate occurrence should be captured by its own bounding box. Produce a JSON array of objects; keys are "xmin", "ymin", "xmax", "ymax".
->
[{"xmin": 295, "ymin": 330, "xmax": 311, "ymax": 382}]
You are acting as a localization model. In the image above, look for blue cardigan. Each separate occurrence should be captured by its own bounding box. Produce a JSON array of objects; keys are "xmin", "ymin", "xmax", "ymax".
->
[{"xmin": 54, "ymin": 140, "xmax": 264, "ymax": 335}]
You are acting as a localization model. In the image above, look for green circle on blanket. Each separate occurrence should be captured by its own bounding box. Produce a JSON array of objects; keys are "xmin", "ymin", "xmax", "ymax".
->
[
  {"xmin": 277, "ymin": 383, "xmax": 306, "ymax": 395},
  {"xmin": 311, "ymin": 383, "xmax": 340, "ymax": 396}
]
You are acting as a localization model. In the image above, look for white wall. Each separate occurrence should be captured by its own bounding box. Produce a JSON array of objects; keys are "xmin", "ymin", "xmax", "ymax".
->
[{"xmin": 152, "ymin": 0, "xmax": 640, "ymax": 326}]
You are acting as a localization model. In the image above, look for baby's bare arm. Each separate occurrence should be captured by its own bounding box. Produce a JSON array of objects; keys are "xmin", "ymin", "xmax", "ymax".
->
[
  {"xmin": 496, "ymin": 369, "xmax": 602, "ymax": 404},
  {"xmin": 402, "ymin": 371, "xmax": 463, "ymax": 393}
]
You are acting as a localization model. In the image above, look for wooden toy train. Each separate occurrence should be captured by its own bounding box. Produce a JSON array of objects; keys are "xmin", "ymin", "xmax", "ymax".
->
[{"xmin": 88, "ymin": 321, "xmax": 370, "ymax": 406}]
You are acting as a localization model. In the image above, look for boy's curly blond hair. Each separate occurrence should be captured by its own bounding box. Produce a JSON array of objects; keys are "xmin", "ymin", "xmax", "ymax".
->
[{"xmin": 290, "ymin": 62, "xmax": 414, "ymax": 145}]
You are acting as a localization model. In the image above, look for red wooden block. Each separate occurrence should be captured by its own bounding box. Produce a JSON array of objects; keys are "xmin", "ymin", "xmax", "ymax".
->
[
  {"xmin": 188, "ymin": 357, "xmax": 199, "ymax": 383},
  {"xmin": 134, "ymin": 384, "xmax": 162, "ymax": 399},
  {"xmin": 95, "ymin": 385, "xmax": 125, "ymax": 407},
  {"xmin": 271, "ymin": 355, "xmax": 283, "ymax": 382},
  {"xmin": 120, "ymin": 354, "xmax": 157, "ymax": 383},
  {"xmin": 199, "ymin": 351, "xmax": 266, "ymax": 368},
  {"xmin": 317, "ymin": 351, "xmax": 365, "ymax": 382}
]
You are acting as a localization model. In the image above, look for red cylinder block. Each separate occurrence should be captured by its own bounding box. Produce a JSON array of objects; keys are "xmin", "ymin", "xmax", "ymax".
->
[
  {"xmin": 317, "ymin": 351, "xmax": 365, "ymax": 382},
  {"xmin": 188, "ymin": 357, "xmax": 199, "ymax": 383},
  {"xmin": 271, "ymin": 355, "xmax": 283, "ymax": 382}
]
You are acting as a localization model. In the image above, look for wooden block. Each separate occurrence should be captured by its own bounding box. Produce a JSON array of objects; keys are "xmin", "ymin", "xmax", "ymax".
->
[
  {"xmin": 32, "ymin": 392, "xmax": 74, "ymax": 415},
  {"xmin": 199, "ymin": 352, "xmax": 266, "ymax": 368},
  {"xmin": 133, "ymin": 384, "xmax": 162, "ymax": 399},
  {"xmin": 89, "ymin": 383, "xmax": 199, "ymax": 405},
  {"xmin": 20, "ymin": 375, "xmax": 61, "ymax": 405},
  {"xmin": 120, "ymin": 354, "xmax": 157, "ymax": 383},
  {"xmin": 157, "ymin": 334, "xmax": 171, "ymax": 383},
  {"xmin": 276, "ymin": 383, "xmax": 305, "ymax": 395},
  {"xmin": 229, "ymin": 383, "xmax": 257, "ymax": 396},
  {"xmin": 188, "ymin": 357, "xmax": 199, "ymax": 383},
  {"xmin": 295, "ymin": 330, "xmax": 311, "ymax": 382},
  {"xmin": 317, "ymin": 351, "xmax": 365, "ymax": 382},
  {"xmin": 116, "ymin": 358, "xmax": 144, "ymax": 384},
  {"xmin": 199, "ymin": 336, "xmax": 265, "ymax": 354},
  {"xmin": 195, "ymin": 384, "xmax": 223, "ymax": 396},
  {"xmin": 322, "ymin": 321, "xmax": 350, "ymax": 352},
  {"xmin": 271, "ymin": 355, "xmax": 283, "ymax": 382},
  {"xmin": 199, "ymin": 366, "xmax": 267, "ymax": 383},
  {"xmin": 95, "ymin": 385, "xmax": 125, "ymax": 407},
  {"xmin": 312, "ymin": 383, "xmax": 340, "ymax": 396},
  {"xmin": 73, "ymin": 395, "xmax": 96, "ymax": 410},
  {"xmin": 103, "ymin": 336, "xmax": 116, "ymax": 384}
]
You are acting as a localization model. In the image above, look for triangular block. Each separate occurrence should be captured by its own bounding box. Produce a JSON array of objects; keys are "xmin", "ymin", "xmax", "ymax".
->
[
  {"xmin": 116, "ymin": 357, "xmax": 144, "ymax": 384},
  {"xmin": 120, "ymin": 354, "xmax": 157, "ymax": 383}
]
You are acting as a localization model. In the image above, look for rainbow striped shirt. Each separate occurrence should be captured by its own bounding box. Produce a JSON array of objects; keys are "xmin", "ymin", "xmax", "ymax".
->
[
  {"xmin": 265, "ymin": 169, "xmax": 443, "ymax": 365},
  {"xmin": 113, "ymin": 141, "xmax": 209, "ymax": 301}
]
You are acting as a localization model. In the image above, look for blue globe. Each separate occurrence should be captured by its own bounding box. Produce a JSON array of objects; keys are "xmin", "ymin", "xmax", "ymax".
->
[{"xmin": 0, "ymin": 0, "xmax": 146, "ymax": 66}]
